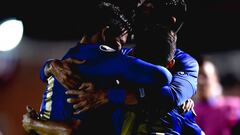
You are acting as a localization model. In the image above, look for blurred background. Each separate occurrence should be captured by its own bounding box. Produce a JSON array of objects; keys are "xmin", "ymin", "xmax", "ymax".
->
[{"xmin": 1, "ymin": 0, "xmax": 240, "ymax": 135}]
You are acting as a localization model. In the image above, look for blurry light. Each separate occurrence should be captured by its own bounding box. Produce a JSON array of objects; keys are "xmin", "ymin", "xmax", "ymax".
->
[{"xmin": 0, "ymin": 19, "xmax": 23, "ymax": 51}]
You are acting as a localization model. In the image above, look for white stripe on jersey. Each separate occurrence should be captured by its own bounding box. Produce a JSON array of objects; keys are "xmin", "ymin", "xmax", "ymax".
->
[{"xmin": 99, "ymin": 45, "xmax": 116, "ymax": 52}]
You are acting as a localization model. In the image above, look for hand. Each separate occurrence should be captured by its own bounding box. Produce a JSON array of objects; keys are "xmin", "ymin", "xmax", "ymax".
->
[
  {"xmin": 66, "ymin": 83, "xmax": 108, "ymax": 114},
  {"xmin": 22, "ymin": 112, "xmax": 34, "ymax": 132},
  {"xmin": 182, "ymin": 99, "xmax": 196, "ymax": 116},
  {"xmin": 48, "ymin": 58, "xmax": 85, "ymax": 90}
]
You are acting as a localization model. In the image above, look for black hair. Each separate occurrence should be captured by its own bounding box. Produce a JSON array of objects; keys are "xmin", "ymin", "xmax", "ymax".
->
[
  {"xmin": 155, "ymin": 0, "xmax": 187, "ymax": 32},
  {"xmin": 135, "ymin": 24, "xmax": 176, "ymax": 66},
  {"xmin": 83, "ymin": 2, "xmax": 132, "ymax": 37},
  {"xmin": 135, "ymin": 0, "xmax": 187, "ymax": 33}
]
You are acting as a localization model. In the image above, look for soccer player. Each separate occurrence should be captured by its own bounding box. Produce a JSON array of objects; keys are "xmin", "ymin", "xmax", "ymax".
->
[
  {"xmin": 22, "ymin": 2, "xmax": 173, "ymax": 135},
  {"xmin": 23, "ymin": 0, "xmax": 204, "ymax": 135},
  {"xmin": 131, "ymin": 0, "xmax": 204, "ymax": 134},
  {"xmin": 68, "ymin": 0, "xmax": 204, "ymax": 134},
  {"xmin": 23, "ymin": 26, "xmax": 200, "ymax": 135}
]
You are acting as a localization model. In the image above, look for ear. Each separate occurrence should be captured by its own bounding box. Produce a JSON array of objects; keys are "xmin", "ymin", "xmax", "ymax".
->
[
  {"xmin": 171, "ymin": 16, "xmax": 177, "ymax": 24},
  {"xmin": 166, "ymin": 59, "xmax": 175, "ymax": 69},
  {"xmin": 101, "ymin": 26, "xmax": 109, "ymax": 42}
]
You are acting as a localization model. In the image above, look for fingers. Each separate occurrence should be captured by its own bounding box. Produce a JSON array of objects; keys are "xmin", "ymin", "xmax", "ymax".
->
[
  {"xmin": 67, "ymin": 97, "xmax": 82, "ymax": 104},
  {"xmin": 65, "ymin": 82, "xmax": 95, "ymax": 96},
  {"xmin": 186, "ymin": 101, "xmax": 192, "ymax": 112},
  {"xmin": 79, "ymin": 82, "xmax": 95, "ymax": 92},
  {"xmin": 54, "ymin": 71, "xmax": 81, "ymax": 90},
  {"xmin": 190, "ymin": 99, "xmax": 194, "ymax": 109},
  {"xmin": 51, "ymin": 60, "xmax": 84, "ymax": 90},
  {"xmin": 49, "ymin": 59, "xmax": 88, "ymax": 90},
  {"xmin": 192, "ymin": 108, "xmax": 197, "ymax": 116},
  {"xmin": 66, "ymin": 90, "xmax": 85, "ymax": 96},
  {"xmin": 182, "ymin": 100, "xmax": 188, "ymax": 112},
  {"xmin": 64, "ymin": 58, "xmax": 86, "ymax": 64},
  {"xmin": 68, "ymin": 97, "xmax": 92, "ymax": 114},
  {"xmin": 74, "ymin": 106, "xmax": 90, "ymax": 115},
  {"xmin": 78, "ymin": 83, "xmax": 88, "ymax": 90},
  {"xmin": 187, "ymin": 99, "xmax": 194, "ymax": 110},
  {"xmin": 182, "ymin": 101, "xmax": 186, "ymax": 111},
  {"xmin": 73, "ymin": 100, "xmax": 87, "ymax": 110},
  {"xmin": 62, "ymin": 77, "xmax": 79, "ymax": 90},
  {"xmin": 182, "ymin": 99, "xmax": 190, "ymax": 112},
  {"xmin": 182, "ymin": 99, "xmax": 195, "ymax": 113}
]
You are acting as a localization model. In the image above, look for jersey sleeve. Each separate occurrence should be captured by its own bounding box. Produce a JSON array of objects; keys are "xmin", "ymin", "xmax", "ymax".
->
[
  {"xmin": 39, "ymin": 59, "xmax": 54, "ymax": 82},
  {"xmin": 122, "ymin": 56, "xmax": 173, "ymax": 87},
  {"xmin": 173, "ymin": 49, "xmax": 199, "ymax": 77},
  {"xmin": 170, "ymin": 49, "xmax": 199, "ymax": 106},
  {"xmin": 74, "ymin": 54, "xmax": 172, "ymax": 89},
  {"xmin": 150, "ymin": 49, "xmax": 199, "ymax": 109}
]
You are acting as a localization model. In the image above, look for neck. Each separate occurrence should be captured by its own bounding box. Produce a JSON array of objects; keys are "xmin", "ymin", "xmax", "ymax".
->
[
  {"xmin": 80, "ymin": 36, "xmax": 90, "ymax": 44},
  {"xmin": 80, "ymin": 33, "xmax": 102, "ymax": 44}
]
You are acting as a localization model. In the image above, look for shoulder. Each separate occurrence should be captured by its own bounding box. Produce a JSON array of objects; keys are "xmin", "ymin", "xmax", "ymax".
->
[
  {"xmin": 173, "ymin": 49, "xmax": 199, "ymax": 76},
  {"xmin": 63, "ymin": 44, "xmax": 112, "ymax": 60}
]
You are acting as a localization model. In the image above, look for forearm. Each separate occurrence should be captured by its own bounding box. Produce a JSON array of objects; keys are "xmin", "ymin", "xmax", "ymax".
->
[{"xmin": 29, "ymin": 120, "xmax": 73, "ymax": 135}]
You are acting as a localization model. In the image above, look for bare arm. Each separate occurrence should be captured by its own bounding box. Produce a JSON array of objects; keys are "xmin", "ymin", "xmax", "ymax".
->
[
  {"xmin": 22, "ymin": 115, "xmax": 72, "ymax": 135},
  {"xmin": 22, "ymin": 106, "xmax": 80, "ymax": 135}
]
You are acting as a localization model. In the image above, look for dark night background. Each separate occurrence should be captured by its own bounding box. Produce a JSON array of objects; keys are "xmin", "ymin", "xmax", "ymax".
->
[
  {"xmin": 1, "ymin": 0, "xmax": 240, "ymax": 55},
  {"xmin": 1, "ymin": 1, "xmax": 240, "ymax": 135}
]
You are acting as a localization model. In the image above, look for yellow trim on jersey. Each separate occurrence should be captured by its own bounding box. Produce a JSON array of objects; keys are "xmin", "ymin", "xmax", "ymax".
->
[
  {"xmin": 42, "ymin": 76, "xmax": 54, "ymax": 119},
  {"xmin": 121, "ymin": 111, "xmax": 136, "ymax": 135}
]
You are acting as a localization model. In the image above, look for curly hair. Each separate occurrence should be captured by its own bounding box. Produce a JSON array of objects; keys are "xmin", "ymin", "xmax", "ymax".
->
[
  {"xmin": 83, "ymin": 2, "xmax": 132, "ymax": 37},
  {"xmin": 135, "ymin": 0, "xmax": 187, "ymax": 33}
]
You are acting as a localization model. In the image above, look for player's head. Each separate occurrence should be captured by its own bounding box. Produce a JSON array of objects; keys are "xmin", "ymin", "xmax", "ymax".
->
[
  {"xmin": 135, "ymin": 0, "xmax": 187, "ymax": 33},
  {"xmin": 83, "ymin": 2, "xmax": 132, "ymax": 50},
  {"xmin": 135, "ymin": 25, "xmax": 176, "ymax": 68}
]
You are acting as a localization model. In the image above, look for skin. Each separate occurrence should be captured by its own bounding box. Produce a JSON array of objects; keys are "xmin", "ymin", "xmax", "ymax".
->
[
  {"xmin": 22, "ymin": 106, "xmax": 76, "ymax": 135},
  {"xmin": 22, "ymin": 1, "xmax": 195, "ymax": 134},
  {"xmin": 22, "ymin": 24, "xmax": 130, "ymax": 135},
  {"xmin": 22, "ymin": 27, "xmax": 195, "ymax": 135}
]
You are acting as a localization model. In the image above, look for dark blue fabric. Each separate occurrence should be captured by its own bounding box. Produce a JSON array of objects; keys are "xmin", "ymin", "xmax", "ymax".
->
[
  {"xmin": 39, "ymin": 43, "xmax": 172, "ymax": 134},
  {"xmin": 135, "ymin": 49, "xmax": 202, "ymax": 134},
  {"xmin": 39, "ymin": 43, "xmax": 202, "ymax": 134}
]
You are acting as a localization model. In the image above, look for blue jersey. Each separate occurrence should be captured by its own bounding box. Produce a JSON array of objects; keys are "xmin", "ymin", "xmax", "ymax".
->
[
  {"xmin": 39, "ymin": 43, "xmax": 202, "ymax": 135},
  {"xmin": 39, "ymin": 43, "xmax": 172, "ymax": 129},
  {"xmin": 133, "ymin": 49, "xmax": 202, "ymax": 135}
]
